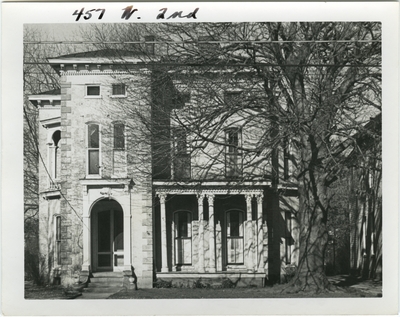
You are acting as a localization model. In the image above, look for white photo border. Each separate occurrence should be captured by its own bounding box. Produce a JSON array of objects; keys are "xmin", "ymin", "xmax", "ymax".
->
[{"xmin": 2, "ymin": 2, "xmax": 398, "ymax": 316}]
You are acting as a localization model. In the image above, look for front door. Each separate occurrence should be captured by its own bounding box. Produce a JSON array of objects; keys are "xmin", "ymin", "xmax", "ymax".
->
[{"xmin": 91, "ymin": 209, "xmax": 124, "ymax": 272}]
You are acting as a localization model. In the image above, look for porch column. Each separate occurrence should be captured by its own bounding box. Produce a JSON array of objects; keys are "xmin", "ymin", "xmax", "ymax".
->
[
  {"xmin": 123, "ymin": 211, "xmax": 132, "ymax": 270},
  {"xmin": 82, "ymin": 215, "xmax": 91, "ymax": 271},
  {"xmin": 245, "ymin": 194, "xmax": 254, "ymax": 272},
  {"xmin": 257, "ymin": 194, "xmax": 264, "ymax": 272},
  {"xmin": 159, "ymin": 193, "xmax": 168, "ymax": 272},
  {"xmin": 197, "ymin": 194, "xmax": 205, "ymax": 273},
  {"xmin": 208, "ymin": 194, "xmax": 216, "ymax": 273}
]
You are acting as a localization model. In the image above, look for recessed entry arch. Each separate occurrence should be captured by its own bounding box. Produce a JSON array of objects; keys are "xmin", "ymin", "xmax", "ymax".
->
[{"xmin": 90, "ymin": 198, "xmax": 124, "ymax": 272}]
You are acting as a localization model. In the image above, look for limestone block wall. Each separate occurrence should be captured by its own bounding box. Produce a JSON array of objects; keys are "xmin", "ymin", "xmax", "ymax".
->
[{"xmin": 54, "ymin": 70, "xmax": 153, "ymax": 286}]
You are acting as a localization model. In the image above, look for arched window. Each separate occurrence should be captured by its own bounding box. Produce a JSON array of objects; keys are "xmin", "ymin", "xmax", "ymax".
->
[
  {"xmin": 226, "ymin": 210, "xmax": 244, "ymax": 264},
  {"xmin": 52, "ymin": 131, "xmax": 61, "ymax": 179},
  {"xmin": 174, "ymin": 211, "xmax": 192, "ymax": 265},
  {"xmin": 87, "ymin": 124, "xmax": 100, "ymax": 175}
]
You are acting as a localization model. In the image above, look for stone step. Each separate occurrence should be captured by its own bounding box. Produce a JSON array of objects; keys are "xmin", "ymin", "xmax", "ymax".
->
[
  {"xmin": 84, "ymin": 286, "xmax": 123, "ymax": 293},
  {"xmin": 89, "ymin": 281, "xmax": 123, "ymax": 288},
  {"xmin": 90, "ymin": 277, "xmax": 124, "ymax": 283},
  {"xmin": 92, "ymin": 272, "xmax": 124, "ymax": 278},
  {"xmin": 84, "ymin": 271, "xmax": 125, "ymax": 294}
]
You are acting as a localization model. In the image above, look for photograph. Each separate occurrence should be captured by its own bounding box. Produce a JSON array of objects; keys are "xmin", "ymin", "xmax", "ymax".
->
[
  {"xmin": 23, "ymin": 21, "xmax": 383, "ymax": 300},
  {"xmin": 1, "ymin": 2, "xmax": 398, "ymax": 316}
]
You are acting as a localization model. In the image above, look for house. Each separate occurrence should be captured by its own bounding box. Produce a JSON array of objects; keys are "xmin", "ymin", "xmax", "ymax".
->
[
  {"xmin": 29, "ymin": 47, "xmax": 300, "ymax": 289},
  {"xmin": 347, "ymin": 114, "xmax": 382, "ymax": 280}
]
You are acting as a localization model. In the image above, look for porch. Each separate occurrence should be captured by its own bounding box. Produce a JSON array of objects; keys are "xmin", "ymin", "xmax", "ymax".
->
[{"xmin": 154, "ymin": 183, "xmax": 270, "ymax": 279}]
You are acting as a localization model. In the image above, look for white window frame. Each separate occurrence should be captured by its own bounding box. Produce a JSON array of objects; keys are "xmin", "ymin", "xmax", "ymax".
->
[
  {"xmin": 85, "ymin": 84, "xmax": 101, "ymax": 98},
  {"xmin": 86, "ymin": 123, "xmax": 102, "ymax": 178}
]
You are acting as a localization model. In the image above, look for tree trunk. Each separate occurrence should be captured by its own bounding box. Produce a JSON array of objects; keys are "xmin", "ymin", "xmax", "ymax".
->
[{"xmin": 291, "ymin": 139, "xmax": 331, "ymax": 292}]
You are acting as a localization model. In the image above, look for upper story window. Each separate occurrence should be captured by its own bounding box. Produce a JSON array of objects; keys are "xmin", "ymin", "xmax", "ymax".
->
[
  {"xmin": 172, "ymin": 128, "xmax": 191, "ymax": 179},
  {"xmin": 87, "ymin": 123, "xmax": 100, "ymax": 176},
  {"xmin": 112, "ymin": 84, "xmax": 126, "ymax": 97},
  {"xmin": 86, "ymin": 85, "xmax": 101, "ymax": 98},
  {"xmin": 113, "ymin": 123, "xmax": 125, "ymax": 149},
  {"xmin": 225, "ymin": 128, "xmax": 242, "ymax": 178},
  {"xmin": 224, "ymin": 91, "xmax": 242, "ymax": 107}
]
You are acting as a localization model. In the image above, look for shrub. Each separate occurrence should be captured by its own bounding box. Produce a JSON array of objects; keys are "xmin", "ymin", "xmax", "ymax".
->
[
  {"xmin": 25, "ymin": 249, "xmax": 48, "ymax": 285},
  {"xmin": 221, "ymin": 278, "xmax": 236, "ymax": 289},
  {"xmin": 283, "ymin": 265, "xmax": 297, "ymax": 283},
  {"xmin": 153, "ymin": 279, "xmax": 172, "ymax": 288}
]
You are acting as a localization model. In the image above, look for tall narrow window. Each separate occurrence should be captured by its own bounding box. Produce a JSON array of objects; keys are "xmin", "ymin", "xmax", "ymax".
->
[
  {"xmin": 174, "ymin": 211, "xmax": 192, "ymax": 265},
  {"xmin": 226, "ymin": 210, "xmax": 244, "ymax": 264},
  {"xmin": 225, "ymin": 128, "xmax": 242, "ymax": 178},
  {"xmin": 173, "ymin": 128, "xmax": 191, "ymax": 179},
  {"xmin": 113, "ymin": 123, "xmax": 125, "ymax": 149},
  {"xmin": 88, "ymin": 124, "xmax": 100, "ymax": 175},
  {"xmin": 52, "ymin": 131, "xmax": 61, "ymax": 180},
  {"xmin": 55, "ymin": 216, "xmax": 61, "ymax": 265}
]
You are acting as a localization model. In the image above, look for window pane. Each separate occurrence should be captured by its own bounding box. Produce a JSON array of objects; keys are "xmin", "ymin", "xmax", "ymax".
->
[
  {"xmin": 56, "ymin": 217, "xmax": 61, "ymax": 240},
  {"xmin": 98, "ymin": 211, "xmax": 110, "ymax": 252},
  {"xmin": 98, "ymin": 254, "xmax": 111, "ymax": 267},
  {"xmin": 112, "ymin": 84, "xmax": 125, "ymax": 96},
  {"xmin": 175, "ymin": 238, "xmax": 192, "ymax": 264},
  {"xmin": 88, "ymin": 124, "xmax": 99, "ymax": 148},
  {"xmin": 114, "ymin": 124, "xmax": 125, "ymax": 148},
  {"xmin": 87, "ymin": 86, "xmax": 100, "ymax": 96},
  {"xmin": 88, "ymin": 150, "xmax": 99, "ymax": 174}
]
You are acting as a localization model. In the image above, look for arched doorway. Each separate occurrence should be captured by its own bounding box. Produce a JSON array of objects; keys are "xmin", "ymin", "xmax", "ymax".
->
[{"xmin": 91, "ymin": 199, "xmax": 124, "ymax": 272}]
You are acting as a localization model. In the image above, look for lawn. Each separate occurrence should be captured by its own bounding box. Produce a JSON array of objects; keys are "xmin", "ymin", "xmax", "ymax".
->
[
  {"xmin": 107, "ymin": 284, "xmax": 369, "ymax": 299},
  {"xmin": 24, "ymin": 278, "xmax": 381, "ymax": 300}
]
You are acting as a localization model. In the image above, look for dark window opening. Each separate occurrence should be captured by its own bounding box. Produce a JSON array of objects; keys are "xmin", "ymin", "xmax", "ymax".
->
[
  {"xmin": 173, "ymin": 128, "xmax": 191, "ymax": 179},
  {"xmin": 55, "ymin": 216, "xmax": 61, "ymax": 265},
  {"xmin": 225, "ymin": 128, "xmax": 242, "ymax": 178},
  {"xmin": 112, "ymin": 84, "xmax": 126, "ymax": 96},
  {"xmin": 113, "ymin": 123, "xmax": 125, "ymax": 149},
  {"xmin": 87, "ymin": 85, "xmax": 100, "ymax": 96}
]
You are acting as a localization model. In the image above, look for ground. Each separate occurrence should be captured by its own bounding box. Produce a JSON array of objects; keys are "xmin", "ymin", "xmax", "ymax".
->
[{"xmin": 25, "ymin": 276, "xmax": 382, "ymax": 300}]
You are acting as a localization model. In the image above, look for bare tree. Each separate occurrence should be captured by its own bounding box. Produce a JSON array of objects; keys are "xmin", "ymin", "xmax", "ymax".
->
[{"xmin": 80, "ymin": 22, "xmax": 381, "ymax": 291}]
